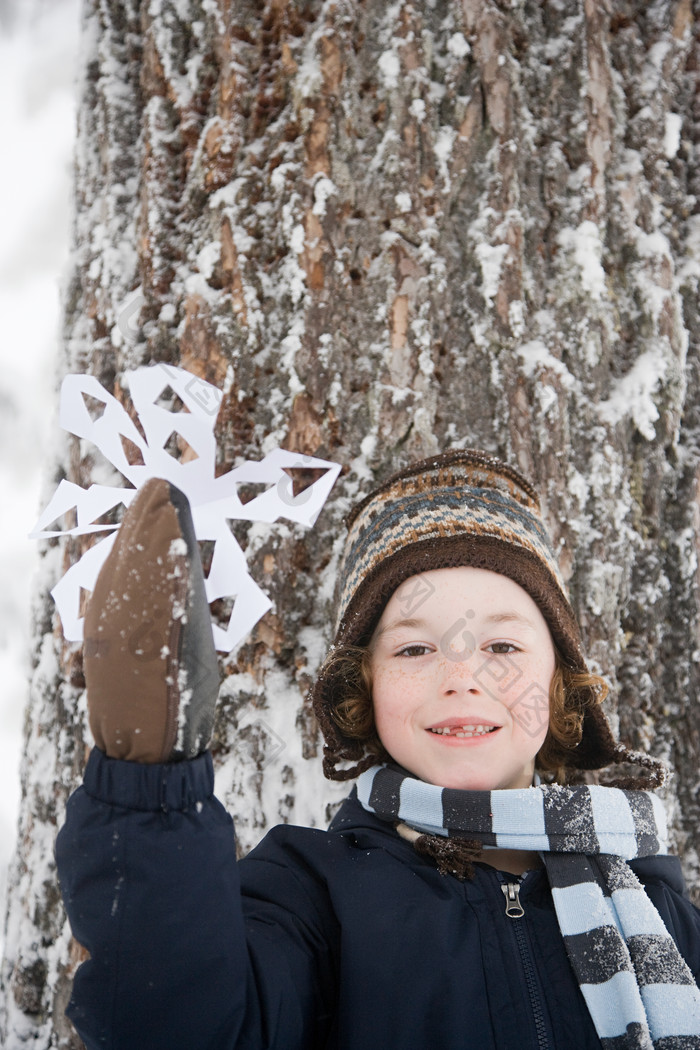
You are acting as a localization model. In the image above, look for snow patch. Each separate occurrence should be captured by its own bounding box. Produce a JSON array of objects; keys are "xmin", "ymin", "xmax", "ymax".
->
[
  {"xmin": 663, "ymin": 113, "xmax": 682, "ymax": 159},
  {"xmin": 434, "ymin": 126, "xmax": 457, "ymax": 190},
  {"xmin": 508, "ymin": 299, "xmax": 525, "ymax": 339},
  {"xmin": 196, "ymin": 241, "xmax": 221, "ymax": 280},
  {"xmin": 360, "ymin": 433, "xmax": 377, "ymax": 459},
  {"xmin": 447, "ymin": 32, "xmax": 470, "ymax": 59},
  {"xmin": 290, "ymin": 224, "xmax": 306, "ymax": 255},
  {"xmin": 515, "ymin": 340, "xmax": 575, "ymax": 388},
  {"xmin": 567, "ymin": 469, "xmax": 590, "ymax": 510},
  {"xmin": 475, "ymin": 242, "xmax": 508, "ymax": 308},
  {"xmin": 679, "ymin": 215, "xmax": 700, "ymax": 285},
  {"xmin": 537, "ymin": 385, "xmax": 558, "ymax": 416},
  {"xmin": 312, "ymin": 176, "xmax": 336, "ymax": 218},
  {"xmin": 584, "ymin": 560, "xmax": 624, "ymax": 617},
  {"xmin": 378, "ymin": 49, "xmax": 401, "ymax": 89},
  {"xmin": 598, "ymin": 351, "xmax": 667, "ymax": 441},
  {"xmin": 395, "ymin": 191, "xmax": 412, "ymax": 213},
  {"xmin": 557, "ymin": 221, "xmax": 606, "ymax": 300},
  {"xmin": 410, "ymin": 98, "xmax": 426, "ymax": 120}
]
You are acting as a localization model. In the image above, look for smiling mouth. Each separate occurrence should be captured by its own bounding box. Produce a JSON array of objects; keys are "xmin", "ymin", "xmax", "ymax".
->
[{"xmin": 428, "ymin": 725, "xmax": 499, "ymax": 738}]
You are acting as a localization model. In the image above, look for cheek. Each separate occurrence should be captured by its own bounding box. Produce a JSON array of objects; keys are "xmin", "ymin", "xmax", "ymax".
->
[
  {"xmin": 370, "ymin": 667, "xmax": 419, "ymax": 733},
  {"xmin": 504, "ymin": 658, "xmax": 553, "ymax": 742},
  {"xmin": 371, "ymin": 673, "xmax": 401, "ymax": 723}
]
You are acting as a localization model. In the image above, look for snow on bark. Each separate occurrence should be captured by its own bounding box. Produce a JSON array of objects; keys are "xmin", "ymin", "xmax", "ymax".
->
[{"xmin": 2, "ymin": 0, "xmax": 699, "ymax": 1045}]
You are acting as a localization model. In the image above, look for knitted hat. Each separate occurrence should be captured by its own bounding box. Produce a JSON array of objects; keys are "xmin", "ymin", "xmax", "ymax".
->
[{"xmin": 312, "ymin": 449, "xmax": 622, "ymax": 780}]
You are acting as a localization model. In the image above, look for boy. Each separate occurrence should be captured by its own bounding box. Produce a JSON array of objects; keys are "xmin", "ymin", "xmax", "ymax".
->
[{"xmin": 57, "ymin": 449, "xmax": 700, "ymax": 1049}]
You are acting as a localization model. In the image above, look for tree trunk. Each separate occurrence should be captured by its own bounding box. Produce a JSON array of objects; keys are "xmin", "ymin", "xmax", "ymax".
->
[{"xmin": 2, "ymin": 0, "xmax": 699, "ymax": 1044}]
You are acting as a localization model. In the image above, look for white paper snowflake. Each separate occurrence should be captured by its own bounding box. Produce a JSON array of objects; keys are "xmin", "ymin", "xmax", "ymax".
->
[{"xmin": 31, "ymin": 364, "xmax": 341, "ymax": 651}]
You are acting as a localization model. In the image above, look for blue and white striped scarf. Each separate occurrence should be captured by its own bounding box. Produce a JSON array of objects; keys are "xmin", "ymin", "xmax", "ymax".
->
[{"xmin": 357, "ymin": 764, "xmax": 700, "ymax": 1050}]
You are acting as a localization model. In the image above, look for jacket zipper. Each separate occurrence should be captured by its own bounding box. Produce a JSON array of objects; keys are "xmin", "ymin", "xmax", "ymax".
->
[
  {"xmin": 501, "ymin": 880, "xmax": 525, "ymax": 917},
  {"xmin": 498, "ymin": 874, "xmax": 551, "ymax": 1050}
]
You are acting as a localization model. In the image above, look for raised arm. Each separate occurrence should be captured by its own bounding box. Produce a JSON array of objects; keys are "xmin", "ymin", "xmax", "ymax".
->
[
  {"xmin": 55, "ymin": 479, "xmax": 336, "ymax": 1049},
  {"xmin": 57, "ymin": 747, "xmax": 337, "ymax": 1050}
]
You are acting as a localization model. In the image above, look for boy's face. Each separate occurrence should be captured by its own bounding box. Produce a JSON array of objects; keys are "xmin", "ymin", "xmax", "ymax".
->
[{"xmin": 369, "ymin": 566, "xmax": 556, "ymax": 791}]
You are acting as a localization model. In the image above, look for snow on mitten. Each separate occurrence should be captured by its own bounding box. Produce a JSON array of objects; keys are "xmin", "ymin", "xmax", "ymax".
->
[{"xmin": 83, "ymin": 478, "xmax": 219, "ymax": 763}]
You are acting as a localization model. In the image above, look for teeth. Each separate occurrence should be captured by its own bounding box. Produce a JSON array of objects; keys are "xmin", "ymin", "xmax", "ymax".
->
[{"xmin": 429, "ymin": 725, "xmax": 497, "ymax": 737}]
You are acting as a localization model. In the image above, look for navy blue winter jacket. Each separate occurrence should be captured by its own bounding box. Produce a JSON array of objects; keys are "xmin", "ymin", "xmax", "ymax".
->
[{"xmin": 56, "ymin": 748, "xmax": 700, "ymax": 1050}]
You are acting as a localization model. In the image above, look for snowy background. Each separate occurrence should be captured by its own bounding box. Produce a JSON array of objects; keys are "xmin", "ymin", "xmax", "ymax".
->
[{"xmin": 0, "ymin": 0, "xmax": 81, "ymax": 946}]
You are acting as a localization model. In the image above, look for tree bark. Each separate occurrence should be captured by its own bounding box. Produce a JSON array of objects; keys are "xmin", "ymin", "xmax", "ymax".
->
[{"xmin": 2, "ymin": 0, "xmax": 699, "ymax": 1045}]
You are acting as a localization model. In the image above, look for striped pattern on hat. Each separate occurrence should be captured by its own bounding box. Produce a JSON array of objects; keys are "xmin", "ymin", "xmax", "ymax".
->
[
  {"xmin": 332, "ymin": 450, "xmax": 586, "ymax": 673},
  {"xmin": 336, "ymin": 450, "xmax": 568, "ymax": 636}
]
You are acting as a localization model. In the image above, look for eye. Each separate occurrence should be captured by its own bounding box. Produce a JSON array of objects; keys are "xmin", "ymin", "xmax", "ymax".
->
[
  {"xmin": 396, "ymin": 644, "xmax": 433, "ymax": 658},
  {"xmin": 485, "ymin": 641, "xmax": 521, "ymax": 655}
]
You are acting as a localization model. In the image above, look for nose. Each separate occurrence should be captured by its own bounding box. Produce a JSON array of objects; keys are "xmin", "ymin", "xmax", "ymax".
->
[
  {"xmin": 438, "ymin": 614, "xmax": 492, "ymax": 695},
  {"xmin": 438, "ymin": 640, "xmax": 481, "ymax": 695}
]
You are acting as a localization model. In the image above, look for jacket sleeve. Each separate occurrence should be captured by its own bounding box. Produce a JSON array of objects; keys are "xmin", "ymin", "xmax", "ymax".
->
[{"xmin": 55, "ymin": 748, "xmax": 336, "ymax": 1050}]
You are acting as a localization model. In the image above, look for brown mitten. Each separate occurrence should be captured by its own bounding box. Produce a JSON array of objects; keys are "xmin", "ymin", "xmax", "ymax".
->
[{"xmin": 83, "ymin": 478, "xmax": 219, "ymax": 762}]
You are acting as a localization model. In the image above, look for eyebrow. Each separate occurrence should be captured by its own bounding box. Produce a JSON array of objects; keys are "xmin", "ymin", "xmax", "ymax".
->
[
  {"xmin": 371, "ymin": 617, "xmax": 426, "ymax": 644},
  {"xmin": 483, "ymin": 611, "xmax": 537, "ymax": 629}
]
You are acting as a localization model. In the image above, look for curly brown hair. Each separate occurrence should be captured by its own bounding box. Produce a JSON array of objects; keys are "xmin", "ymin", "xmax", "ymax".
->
[{"xmin": 322, "ymin": 643, "xmax": 609, "ymax": 785}]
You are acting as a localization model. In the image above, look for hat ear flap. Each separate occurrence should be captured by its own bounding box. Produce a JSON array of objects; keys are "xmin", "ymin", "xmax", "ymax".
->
[{"xmin": 311, "ymin": 645, "xmax": 385, "ymax": 782}]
